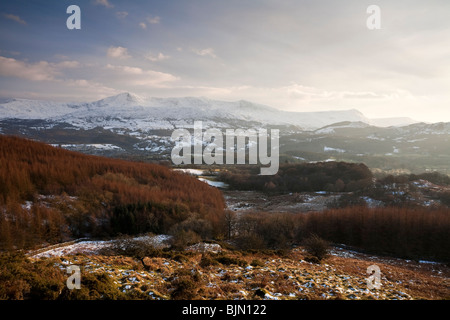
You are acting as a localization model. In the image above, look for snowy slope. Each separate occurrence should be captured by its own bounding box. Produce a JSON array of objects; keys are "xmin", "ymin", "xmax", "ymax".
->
[
  {"xmin": 0, "ymin": 92, "xmax": 406, "ymax": 130},
  {"xmin": 0, "ymin": 98, "xmax": 83, "ymax": 119}
]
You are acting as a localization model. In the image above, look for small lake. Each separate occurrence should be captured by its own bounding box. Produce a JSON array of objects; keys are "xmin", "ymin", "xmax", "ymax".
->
[{"xmin": 173, "ymin": 168, "xmax": 229, "ymax": 189}]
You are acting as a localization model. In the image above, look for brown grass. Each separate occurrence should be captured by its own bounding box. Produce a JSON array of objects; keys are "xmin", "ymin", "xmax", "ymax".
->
[{"xmin": 17, "ymin": 245, "xmax": 450, "ymax": 300}]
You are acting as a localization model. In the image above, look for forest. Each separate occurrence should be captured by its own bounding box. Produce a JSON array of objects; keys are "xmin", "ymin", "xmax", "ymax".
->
[
  {"xmin": 227, "ymin": 207, "xmax": 450, "ymax": 263},
  {"xmin": 219, "ymin": 162, "xmax": 374, "ymax": 193},
  {"xmin": 0, "ymin": 135, "xmax": 225, "ymax": 250}
]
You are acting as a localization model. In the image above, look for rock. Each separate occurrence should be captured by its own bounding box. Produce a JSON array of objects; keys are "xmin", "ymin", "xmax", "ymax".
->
[
  {"xmin": 254, "ymin": 288, "xmax": 270, "ymax": 298},
  {"xmin": 185, "ymin": 242, "xmax": 222, "ymax": 254}
]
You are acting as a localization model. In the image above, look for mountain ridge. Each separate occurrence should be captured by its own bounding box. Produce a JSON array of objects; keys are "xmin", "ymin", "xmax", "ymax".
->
[{"xmin": 0, "ymin": 92, "xmax": 420, "ymax": 130}]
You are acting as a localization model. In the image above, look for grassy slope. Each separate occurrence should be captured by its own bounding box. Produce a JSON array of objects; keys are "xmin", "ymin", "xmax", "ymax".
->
[{"xmin": 19, "ymin": 246, "xmax": 449, "ymax": 300}]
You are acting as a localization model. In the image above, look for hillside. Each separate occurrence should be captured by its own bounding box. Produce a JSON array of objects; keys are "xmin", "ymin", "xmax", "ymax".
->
[
  {"xmin": 0, "ymin": 135, "xmax": 225, "ymax": 250},
  {"xmin": 1, "ymin": 234, "xmax": 448, "ymax": 301}
]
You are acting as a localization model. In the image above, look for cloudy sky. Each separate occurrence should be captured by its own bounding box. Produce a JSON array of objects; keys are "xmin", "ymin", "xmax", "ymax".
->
[{"xmin": 0, "ymin": 0, "xmax": 449, "ymax": 122}]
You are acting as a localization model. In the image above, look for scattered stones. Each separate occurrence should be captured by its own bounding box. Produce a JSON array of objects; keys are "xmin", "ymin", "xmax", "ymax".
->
[{"xmin": 32, "ymin": 244, "xmax": 449, "ymax": 300}]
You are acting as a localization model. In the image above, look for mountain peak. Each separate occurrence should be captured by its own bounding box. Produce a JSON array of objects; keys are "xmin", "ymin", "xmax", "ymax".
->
[{"xmin": 96, "ymin": 92, "xmax": 146, "ymax": 106}]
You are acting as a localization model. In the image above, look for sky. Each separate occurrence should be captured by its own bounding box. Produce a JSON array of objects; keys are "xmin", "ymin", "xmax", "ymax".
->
[{"xmin": 0, "ymin": 0, "xmax": 449, "ymax": 123}]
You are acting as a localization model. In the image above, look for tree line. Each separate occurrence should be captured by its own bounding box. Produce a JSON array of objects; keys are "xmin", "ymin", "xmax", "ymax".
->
[
  {"xmin": 225, "ymin": 206, "xmax": 450, "ymax": 263},
  {"xmin": 219, "ymin": 162, "xmax": 374, "ymax": 193}
]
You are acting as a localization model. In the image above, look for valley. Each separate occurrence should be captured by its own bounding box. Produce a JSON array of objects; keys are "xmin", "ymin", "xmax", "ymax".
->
[
  {"xmin": 0, "ymin": 95, "xmax": 449, "ymax": 301},
  {"xmin": 3, "ymin": 161, "xmax": 447, "ymax": 301},
  {"xmin": 2, "ymin": 0, "xmax": 450, "ymax": 307}
]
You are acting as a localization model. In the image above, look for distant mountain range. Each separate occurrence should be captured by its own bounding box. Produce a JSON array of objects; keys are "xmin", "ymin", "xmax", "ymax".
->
[
  {"xmin": 1, "ymin": 93, "xmax": 449, "ymax": 175},
  {"xmin": 0, "ymin": 92, "xmax": 418, "ymax": 130}
]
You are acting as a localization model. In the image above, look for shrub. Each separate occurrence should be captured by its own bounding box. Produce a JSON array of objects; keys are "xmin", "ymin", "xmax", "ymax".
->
[
  {"xmin": 302, "ymin": 234, "xmax": 330, "ymax": 262},
  {"xmin": 199, "ymin": 254, "xmax": 220, "ymax": 268},
  {"xmin": 169, "ymin": 217, "xmax": 213, "ymax": 240},
  {"xmin": 234, "ymin": 234, "xmax": 266, "ymax": 251},
  {"xmin": 170, "ymin": 269, "xmax": 203, "ymax": 300},
  {"xmin": 215, "ymin": 254, "xmax": 247, "ymax": 267},
  {"xmin": 0, "ymin": 252, "xmax": 65, "ymax": 300},
  {"xmin": 59, "ymin": 272, "xmax": 126, "ymax": 300},
  {"xmin": 250, "ymin": 259, "xmax": 264, "ymax": 267},
  {"xmin": 170, "ymin": 229, "xmax": 201, "ymax": 250}
]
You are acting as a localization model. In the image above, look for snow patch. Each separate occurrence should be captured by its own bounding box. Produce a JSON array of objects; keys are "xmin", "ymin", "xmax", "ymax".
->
[{"xmin": 324, "ymin": 146, "xmax": 345, "ymax": 153}]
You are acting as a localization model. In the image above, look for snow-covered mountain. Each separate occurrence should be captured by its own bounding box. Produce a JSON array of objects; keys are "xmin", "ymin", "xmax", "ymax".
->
[
  {"xmin": 2, "ymin": 93, "xmax": 450, "ymax": 175},
  {"xmin": 0, "ymin": 92, "xmax": 379, "ymax": 130}
]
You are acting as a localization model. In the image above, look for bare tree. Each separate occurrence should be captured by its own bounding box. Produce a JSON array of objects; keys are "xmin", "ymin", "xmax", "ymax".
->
[{"xmin": 224, "ymin": 210, "xmax": 237, "ymax": 240}]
